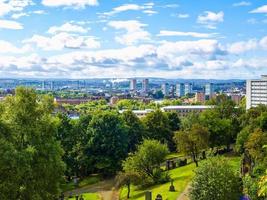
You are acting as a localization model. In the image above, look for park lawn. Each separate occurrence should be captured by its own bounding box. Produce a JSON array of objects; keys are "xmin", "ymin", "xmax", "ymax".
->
[
  {"xmin": 61, "ymin": 174, "xmax": 101, "ymax": 192},
  {"xmin": 165, "ymin": 152, "xmax": 183, "ymax": 160},
  {"xmin": 120, "ymin": 163, "xmax": 196, "ymax": 200},
  {"xmin": 120, "ymin": 155, "xmax": 241, "ymax": 200},
  {"xmin": 68, "ymin": 193, "xmax": 101, "ymax": 200}
]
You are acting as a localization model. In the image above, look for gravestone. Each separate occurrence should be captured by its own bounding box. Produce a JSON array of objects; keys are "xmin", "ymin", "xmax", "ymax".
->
[
  {"xmin": 155, "ymin": 194, "xmax": 163, "ymax": 200},
  {"xmin": 145, "ymin": 191, "xmax": 152, "ymax": 200},
  {"xmin": 79, "ymin": 195, "xmax": 84, "ymax": 200},
  {"xmin": 171, "ymin": 161, "xmax": 176, "ymax": 169},
  {"xmin": 169, "ymin": 180, "xmax": 175, "ymax": 192},
  {"xmin": 166, "ymin": 160, "xmax": 170, "ymax": 170}
]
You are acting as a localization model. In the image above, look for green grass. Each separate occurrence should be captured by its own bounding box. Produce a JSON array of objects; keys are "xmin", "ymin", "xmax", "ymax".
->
[
  {"xmin": 120, "ymin": 155, "xmax": 241, "ymax": 200},
  {"xmin": 68, "ymin": 193, "xmax": 101, "ymax": 200},
  {"xmin": 61, "ymin": 174, "xmax": 101, "ymax": 192},
  {"xmin": 165, "ymin": 152, "xmax": 183, "ymax": 160},
  {"xmin": 120, "ymin": 163, "xmax": 196, "ymax": 200}
]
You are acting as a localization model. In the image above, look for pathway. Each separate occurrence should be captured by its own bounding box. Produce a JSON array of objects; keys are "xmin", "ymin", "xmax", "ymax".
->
[
  {"xmin": 176, "ymin": 184, "xmax": 191, "ymax": 200},
  {"xmin": 64, "ymin": 179, "xmax": 119, "ymax": 200}
]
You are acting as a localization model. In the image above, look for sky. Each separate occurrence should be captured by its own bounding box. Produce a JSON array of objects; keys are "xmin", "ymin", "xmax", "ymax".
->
[{"xmin": 0, "ymin": 0, "xmax": 267, "ymax": 79}]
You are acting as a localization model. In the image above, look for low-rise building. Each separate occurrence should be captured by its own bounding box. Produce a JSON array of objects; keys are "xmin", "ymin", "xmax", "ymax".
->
[{"xmin": 161, "ymin": 105, "xmax": 214, "ymax": 117}]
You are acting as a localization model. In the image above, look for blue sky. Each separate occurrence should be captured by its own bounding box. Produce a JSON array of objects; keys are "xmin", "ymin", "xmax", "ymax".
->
[{"xmin": 0, "ymin": 0, "xmax": 267, "ymax": 79}]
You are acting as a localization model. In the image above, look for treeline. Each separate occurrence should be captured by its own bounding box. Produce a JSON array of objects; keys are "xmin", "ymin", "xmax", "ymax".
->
[
  {"xmin": 0, "ymin": 87, "xmax": 266, "ymax": 199},
  {"xmin": 56, "ymin": 107, "xmax": 181, "ymax": 178}
]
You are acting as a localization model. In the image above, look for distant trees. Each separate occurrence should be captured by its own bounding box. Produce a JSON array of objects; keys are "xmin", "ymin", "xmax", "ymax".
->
[
  {"xmin": 0, "ymin": 87, "xmax": 65, "ymax": 199},
  {"xmin": 190, "ymin": 157, "xmax": 241, "ymax": 200},
  {"xmin": 174, "ymin": 124, "xmax": 209, "ymax": 167}
]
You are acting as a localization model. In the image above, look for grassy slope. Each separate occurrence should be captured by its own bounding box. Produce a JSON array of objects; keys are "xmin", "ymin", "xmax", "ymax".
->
[
  {"xmin": 120, "ymin": 155, "xmax": 241, "ymax": 200},
  {"xmin": 120, "ymin": 163, "xmax": 196, "ymax": 200}
]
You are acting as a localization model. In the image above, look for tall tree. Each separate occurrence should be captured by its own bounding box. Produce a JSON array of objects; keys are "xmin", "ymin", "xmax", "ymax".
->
[
  {"xmin": 122, "ymin": 110, "xmax": 145, "ymax": 152},
  {"xmin": 245, "ymin": 128, "xmax": 267, "ymax": 162},
  {"xmin": 0, "ymin": 87, "xmax": 65, "ymax": 199},
  {"xmin": 142, "ymin": 110, "xmax": 173, "ymax": 150},
  {"xmin": 86, "ymin": 111, "xmax": 128, "ymax": 175},
  {"xmin": 174, "ymin": 124, "xmax": 209, "ymax": 167}
]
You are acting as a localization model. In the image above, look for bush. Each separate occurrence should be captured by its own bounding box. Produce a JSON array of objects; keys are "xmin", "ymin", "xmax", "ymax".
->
[
  {"xmin": 190, "ymin": 157, "xmax": 242, "ymax": 200},
  {"xmin": 152, "ymin": 168, "xmax": 170, "ymax": 184},
  {"xmin": 243, "ymin": 175, "xmax": 265, "ymax": 200}
]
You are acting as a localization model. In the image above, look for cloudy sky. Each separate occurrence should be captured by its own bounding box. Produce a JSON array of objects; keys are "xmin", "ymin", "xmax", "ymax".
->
[{"xmin": 0, "ymin": 0, "xmax": 267, "ymax": 79}]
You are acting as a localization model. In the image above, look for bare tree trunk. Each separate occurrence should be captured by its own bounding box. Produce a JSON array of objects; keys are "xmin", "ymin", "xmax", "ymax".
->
[{"xmin": 127, "ymin": 183, "xmax": 130, "ymax": 199}]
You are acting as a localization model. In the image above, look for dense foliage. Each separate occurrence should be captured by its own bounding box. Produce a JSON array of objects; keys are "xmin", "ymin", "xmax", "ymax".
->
[
  {"xmin": 0, "ymin": 87, "xmax": 65, "ymax": 199},
  {"xmin": 190, "ymin": 157, "xmax": 241, "ymax": 200}
]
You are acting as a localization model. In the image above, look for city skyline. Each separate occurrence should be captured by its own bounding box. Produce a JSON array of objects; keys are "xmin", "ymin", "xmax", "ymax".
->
[{"xmin": 0, "ymin": 0, "xmax": 267, "ymax": 79}]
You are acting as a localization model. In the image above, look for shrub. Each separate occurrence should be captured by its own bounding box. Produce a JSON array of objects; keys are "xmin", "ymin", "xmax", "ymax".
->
[{"xmin": 190, "ymin": 157, "xmax": 242, "ymax": 200}]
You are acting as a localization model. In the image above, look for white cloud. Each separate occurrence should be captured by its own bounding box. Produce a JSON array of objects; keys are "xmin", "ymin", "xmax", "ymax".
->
[
  {"xmin": 250, "ymin": 5, "xmax": 267, "ymax": 14},
  {"xmin": 11, "ymin": 12, "xmax": 28, "ymax": 19},
  {"xmin": 32, "ymin": 10, "xmax": 46, "ymax": 15},
  {"xmin": 158, "ymin": 30, "xmax": 216, "ymax": 38},
  {"xmin": 197, "ymin": 11, "xmax": 224, "ymax": 29},
  {"xmin": 259, "ymin": 36, "xmax": 267, "ymax": 49},
  {"xmin": 0, "ymin": 0, "xmax": 33, "ymax": 16},
  {"xmin": 0, "ymin": 40, "xmax": 31, "ymax": 54},
  {"xmin": 24, "ymin": 32, "xmax": 100, "ymax": 51},
  {"xmin": 48, "ymin": 23, "xmax": 88, "ymax": 34},
  {"xmin": 143, "ymin": 10, "xmax": 158, "ymax": 15},
  {"xmin": 0, "ymin": 20, "xmax": 23, "ymax": 30},
  {"xmin": 161, "ymin": 4, "xmax": 179, "ymax": 8},
  {"xmin": 228, "ymin": 39, "xmax": 258, "ymax": 53},
  {"xmin": 233, "ymin": 1, "xmax": 251, "ymax": 7},
  {"xmin": 108, "ymin": 20, "xmax": 150, "ymax": 45},
  {"xmin": 100, "ymin": 3, "xmax": 156, "ymax": 17},
  {"xmin": 42, "ymin": 0, "xmax": 98, "ymax": 8},
  {"xmin": 176, "ymin": 14, "xmax": 190, "ymax": 18}
]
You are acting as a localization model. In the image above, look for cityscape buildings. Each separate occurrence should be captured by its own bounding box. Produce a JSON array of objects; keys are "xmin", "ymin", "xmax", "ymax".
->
[
  {"xmin": 161, "ymin": 83, "xmax": 169, "ymax": 96},
  {"xmin": 246, "ymin": 75, "xmax": 267, "ymax": 109},
  {"xmin": 176, "ymin": 83, "xmax": 185, "ymax": 97},
  {"xmin": 130, "ymin": 79, "xmax": 137, "ymax": 92},
  {"xmin": 185, "ymin": 83, "xmax": 193, "ymax": 95},
  {"xmin": 142, "ymin": 79, "xmax": 149, "ymax": 93}
]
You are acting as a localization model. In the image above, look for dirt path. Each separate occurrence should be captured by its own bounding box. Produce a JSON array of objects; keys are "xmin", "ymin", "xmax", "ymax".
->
[
  {"xmin": 64, "ymin": 179, "xmax": 119, "ymax": 200},
  {"xmin": 176, "ymin": 184, "xmax": 191, "ymax": 200}
]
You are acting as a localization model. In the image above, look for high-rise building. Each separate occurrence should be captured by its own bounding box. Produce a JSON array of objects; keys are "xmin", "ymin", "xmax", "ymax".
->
[
  {"xmin": 195, "ymin": 92, "xmax": 205, "ymax": 103},
  {"xmin": 176, "ymin": 83, "xmax": 185, "ymax": 97},
  {"xmin": 142, "ymin": 79, "xmax": 149, "ymax": 93},
  {"xmin": 161, "ymin": 83, "xmax": 169, "ymax": 96},
  {"xmin": 246, "ymin": 75, "xmax": 267, "ymax": 109},
  {"xmin": 205, "ymin": 83, "xmax": 214, "ymax": 99},
  {"xmin": 185, "ymin": 83, "xmax": 193, "ymax": 95},
  {"xmin": 130, "ymin": 79, "xmax": 137, "ymax": 91}
]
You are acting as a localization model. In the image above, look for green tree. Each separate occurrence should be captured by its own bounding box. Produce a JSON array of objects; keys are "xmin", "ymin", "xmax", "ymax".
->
[
  {"xmin": 0, "ymin": 87, "xmax": 65, "ymax": 199},
  {"xmin": 190, "ymin": 157, "xmax": 241, "ymax": 200},
  {"xmin": 142, "ymin": 110, "xmax": 173, "ymax": 150},
  {"xmin": 245, "ymin": 128, "xmax": 267, "ymax": 162},
  {"xmin": 86, "ymin": 111, "xmax": 128, "ymax": 175},
  {"xmin": 122, "ymin": 140, "xmax": 169, "ymax": 183},
  {"xmin": 166, "ymin": 111, "xmax": 181, "ymax": 131},
  {"xmin": 115, "ymin": 171, "xmax": 141, "ymax": 199},
  {"xmin": 174, "ymin": 124, "xmax": 209, "ymax": 167},
  {"xmin": 122, "ymin": 110, "xmax": 145, "ymax": 152}
]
